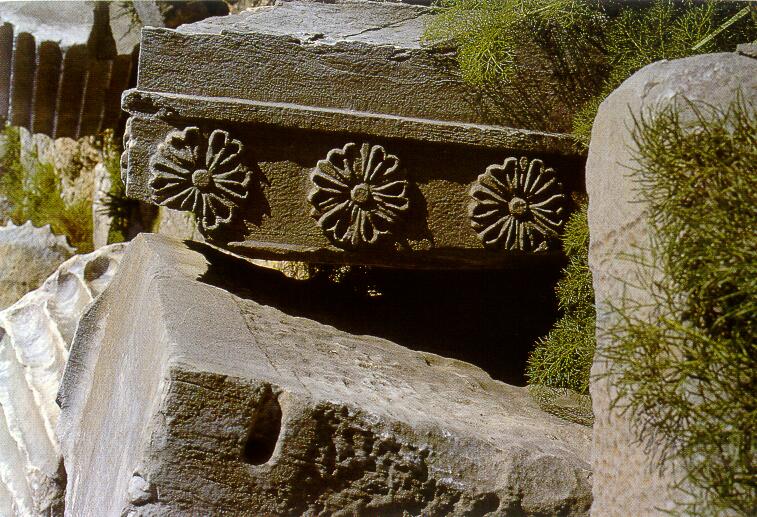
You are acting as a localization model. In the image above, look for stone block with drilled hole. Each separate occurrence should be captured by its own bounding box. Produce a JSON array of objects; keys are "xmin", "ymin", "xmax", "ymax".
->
[
  {"xmin": 121, "ymin": 1, "xmax": 591, "ymax": 268},
  {"xmin": 57, "ymin": 234, "xmax": 592, "ymax": 516}
]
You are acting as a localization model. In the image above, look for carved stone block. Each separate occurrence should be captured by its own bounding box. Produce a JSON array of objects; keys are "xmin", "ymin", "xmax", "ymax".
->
[
  {"xmin": 58, "ymin": 234, "xmax": 593, "ymax": 516},
  {"xmin": 121, "ymin": 1, "xmax": 587, "ymax": 267}
]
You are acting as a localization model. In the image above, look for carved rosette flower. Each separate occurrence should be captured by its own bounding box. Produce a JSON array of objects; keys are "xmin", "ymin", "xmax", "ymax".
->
[
  {"xmin": 308, "ymin": 142, "xmax": 410, "ymax": 250},
  {"xmin": 149, "ymin": 127, "xmax": 251, "ymax": 232},
  {"xmin": 469, "ymin": 156, "xmax": 565, "ymax": 252}
]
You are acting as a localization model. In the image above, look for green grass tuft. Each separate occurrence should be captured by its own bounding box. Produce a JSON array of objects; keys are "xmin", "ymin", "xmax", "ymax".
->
[
  {"xmin": 0, "ymin": 125, "xmax": 93, "ymax": 252},
  {"xmin": 604, "ymin": 97, "xmax": 756, "ymax": 515}
]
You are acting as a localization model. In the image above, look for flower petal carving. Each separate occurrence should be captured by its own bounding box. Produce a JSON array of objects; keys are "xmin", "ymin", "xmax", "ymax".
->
[
  {"xmin": 469, "ymin": 156, "xmax": 565, "ymax": 252},
  {"xmin": 308, "ymin": 142, "xmax": 410, "ymax": 250},
  {"xmin": 149, "ymin": 127, "xmax": 251, "ymax": 232}
]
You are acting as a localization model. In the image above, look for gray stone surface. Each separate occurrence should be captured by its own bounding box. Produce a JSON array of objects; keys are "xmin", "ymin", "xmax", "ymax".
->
[
  {"xmin": 58, "ymin": 233, "xmax": 593, "ymax": 516},
  {"xmin": 0, "ymin": 244, "xmax": 125, "ymax": 517},
  {"xmin": 586, "ymin": 51, "xmax": 757, "ymax": 516},
  {"xmin": 123, "ymin": 1, "xmax": 587, "ymax": 268},
  {"xmin": 153, "ymin": 206, "xmax": 204, "ymax": 243},
  {"xmin": 0, "ymin": 221, "xmax": 74, "ymax": 310}
]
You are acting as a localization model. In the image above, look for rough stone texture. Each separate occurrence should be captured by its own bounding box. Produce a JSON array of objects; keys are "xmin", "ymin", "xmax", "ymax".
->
[
  {"xmin": 586, "ymin": 52, "xmax": 757, "ymax": 516},
  {"xmin": 153, "ymin": 206, "xmax": 203, "ymax": 243},
  {"xmin": 0, "ymin": 221, "xmax": 75, "ymax": 310},
  {"xmin": 122, "ymin": 1, "xmax": 588, "ymax": 268},
  {"xmin": 0, "ymin": 244, "xmax": 125, "ymax": 516},
  {"xmin": 58, "ymin": 234, "xmax": 593, "ymax": 516}
]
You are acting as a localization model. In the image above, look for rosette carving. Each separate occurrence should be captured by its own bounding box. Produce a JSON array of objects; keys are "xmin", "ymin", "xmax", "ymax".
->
[
  {"xmin": 308, "ymin": 142, "xmax": 410, "ymax": 249},
  {"xmin": 149, "ymin": 127, "xmax": 251, "ymax": 232},
  {"xmin": 469, "ymin": 156, "xmax": 565, "ymax": 252}
]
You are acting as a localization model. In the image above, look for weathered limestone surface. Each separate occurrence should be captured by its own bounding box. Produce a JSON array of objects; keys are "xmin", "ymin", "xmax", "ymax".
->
[
  {"xmin": 91, "ymin": 163, "xmax": 114, "ymax": 249},
  {"xmin": 122, "ymin": 1, "xmax": 587, "ymax": 268},
  {"xmin": 586, "ymin": 52, "xmax": 757, "ymax": 516},
  {"xmin": 0, "ymin": 244, "xmax": 125, "ymax": 517},
  {"xmin": 0, "ymin": 222, "xmax": 74, "ymax": 310},
  {"xmin": 59, "ymin": 234, "xmax": 593, "ymax": 516}
]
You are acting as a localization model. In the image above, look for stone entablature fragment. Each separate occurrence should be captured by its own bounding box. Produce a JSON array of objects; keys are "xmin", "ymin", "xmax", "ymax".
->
[
  {"xmin": 121, "ymin": 0, "xmax": 586, "ymax": 267},
  {"xmin": 57, "ymin": 234, "xmax": 594, "ymax": 516}
]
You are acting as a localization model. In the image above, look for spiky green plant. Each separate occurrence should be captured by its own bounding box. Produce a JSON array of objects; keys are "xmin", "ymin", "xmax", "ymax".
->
[
  {"xmin": 423, "ymin": 0, "xmax": 606, "ymax": 84},
  {"xmin": 603, "ymin": 97, "xmax": 756, "ymax": 515},
  {"xmin": 424, "ymin": 0, "xmax": 756, "ymax": 145},
  {"xmin": 0, "ymin": 125, "xmax": 93, "ymax": 252},
  {"xmin": 572, "ymin": 1, "xmax": 756, "ymax": 143},
  {"xmin": 527, "ymin": 203, "xmax": 595, "ymax": 425}
]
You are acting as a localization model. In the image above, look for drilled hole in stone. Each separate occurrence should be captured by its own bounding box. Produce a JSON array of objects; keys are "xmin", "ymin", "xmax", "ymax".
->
[{"xmin": 242, "ymin": 390, "xmax": 282, "ymax": 465}]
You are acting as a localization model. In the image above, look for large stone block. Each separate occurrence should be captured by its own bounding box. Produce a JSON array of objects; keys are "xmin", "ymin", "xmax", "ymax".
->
[
  {"xmin": 58, "ymin": 234, "xmax": 592, "ymax": 516},
  {"xmin": 586, "ymin": 52, "xmax": 757, "ymax": 516},
  {"xmin": 122, "ymin": 1, "xmax": 588, "ymax": 268},
  {"xmin": 0, "ymin": 244, "xmax": 124, "ymax": 516}
]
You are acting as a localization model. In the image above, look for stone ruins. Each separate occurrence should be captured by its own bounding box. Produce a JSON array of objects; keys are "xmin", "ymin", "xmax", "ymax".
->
[
  {"xmin": 586, "ymin": 50, "xmax": 756, "ymax": 515},
  {"xmin": 0, "ymin": 1, "xmax": 753, "ymax": 516},
  {"xmin": 121, "ymin": 1, "xmax": 585, "ymax": 267},
  {"xmin": 0, "ymin": 1, "xmax": 228, "ymax": 139}
]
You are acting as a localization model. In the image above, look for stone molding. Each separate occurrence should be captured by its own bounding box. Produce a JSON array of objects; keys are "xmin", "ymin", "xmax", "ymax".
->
[{"xmin": 120, "ymin": 1, "xmax": 586, "ymax": 267}]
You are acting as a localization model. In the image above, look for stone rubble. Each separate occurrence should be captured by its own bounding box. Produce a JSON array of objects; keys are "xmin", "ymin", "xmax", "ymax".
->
[{"xmin": 0, "ymin": 221, "xmax": 74, "ymax": 310}]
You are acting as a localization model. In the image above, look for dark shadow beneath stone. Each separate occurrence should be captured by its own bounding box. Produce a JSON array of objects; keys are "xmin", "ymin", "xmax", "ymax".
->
[{"xmin": 188, "ymin": 241, "xmax": 563, "ymax": 386}]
